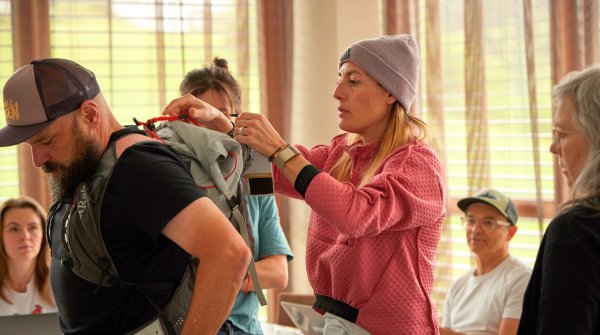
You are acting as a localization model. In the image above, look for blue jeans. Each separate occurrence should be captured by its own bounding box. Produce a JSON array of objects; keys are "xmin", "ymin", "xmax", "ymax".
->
[{"xmin": 217, "ymin": 321, "xmax": 253, "ymax": 335}]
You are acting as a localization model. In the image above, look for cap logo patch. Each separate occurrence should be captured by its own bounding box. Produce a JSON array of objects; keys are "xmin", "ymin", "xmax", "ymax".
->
[
  {"xmin": 3, "ymin": 99, "xmax": 19, "ymax": 121},
  {"xmin": 479, "ymin": 191, "xmax": 498, "ymax": 201}
]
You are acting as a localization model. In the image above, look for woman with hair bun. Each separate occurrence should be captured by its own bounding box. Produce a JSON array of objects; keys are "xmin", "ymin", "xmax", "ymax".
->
[{"xmin": 180, "ymin": 57, "xmax": 293, "ymax": 335}]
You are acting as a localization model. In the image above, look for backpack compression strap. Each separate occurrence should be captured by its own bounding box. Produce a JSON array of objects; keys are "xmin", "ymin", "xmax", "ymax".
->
[{"xmin": 230, "ymin": 201, "xmax": 267, "ymax": 306}]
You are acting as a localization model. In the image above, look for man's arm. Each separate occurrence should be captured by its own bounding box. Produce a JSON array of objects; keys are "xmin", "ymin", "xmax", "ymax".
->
[
  {"xmin": 497, "ymin": 318, "xmax": 519, "ymax": 335},
  {"xmin": 242, "ymin": 255, "xmax": 288, "ymax": 291},
  {"xmin": 162, "ymin": 197, "xmax": 252, "ymax": 335}
]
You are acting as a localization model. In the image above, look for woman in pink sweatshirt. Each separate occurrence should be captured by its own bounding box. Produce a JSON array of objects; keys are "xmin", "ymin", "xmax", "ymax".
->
[{"xmin": 163, "ymin": 34, "xmax": 447, "ymax": 335}]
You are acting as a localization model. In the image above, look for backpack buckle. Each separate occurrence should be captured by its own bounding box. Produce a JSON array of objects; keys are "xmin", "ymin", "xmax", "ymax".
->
[{"xmin": 226, "ymin": 195, "xmax": 239, "ymax": 210}]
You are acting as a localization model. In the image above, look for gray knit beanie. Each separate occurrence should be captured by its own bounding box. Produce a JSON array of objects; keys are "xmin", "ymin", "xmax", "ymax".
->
[{"xmin": 339, "ymin": 34, "xmax": 420, "ymax": 112}]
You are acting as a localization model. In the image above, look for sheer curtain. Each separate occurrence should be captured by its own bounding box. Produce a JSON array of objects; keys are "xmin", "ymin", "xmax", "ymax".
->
[
  {"xmin": 10, "ymin": 0, "xmax": 51, "ymax": 208},
  {"xmin": 257, "ymin": 0, "xmax": 294, "ymax": 321},
  {"xmin": 383, "ymin": 0, "xmax": 599, "ymax": 313}
]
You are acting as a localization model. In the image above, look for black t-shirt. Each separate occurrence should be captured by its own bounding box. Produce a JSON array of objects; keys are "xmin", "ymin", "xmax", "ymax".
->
[
  {"xmin": 518, "ymin": 205, "xmax": 600, "ymax": 334},
  {"xmin": 50, "ymin": 129, "xmax": 206, "ymax": 334}
]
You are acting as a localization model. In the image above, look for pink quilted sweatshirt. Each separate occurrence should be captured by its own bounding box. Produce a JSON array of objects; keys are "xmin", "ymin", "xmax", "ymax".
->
[{"xmin": 273, "ymin": 134, "xmax": 446, "ymax": 335}]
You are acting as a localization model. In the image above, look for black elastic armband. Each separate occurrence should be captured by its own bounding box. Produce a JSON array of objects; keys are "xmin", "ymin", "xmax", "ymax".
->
[{"xmin": 294, "ymin": 164, "xmax": 321, "ymax": 198}]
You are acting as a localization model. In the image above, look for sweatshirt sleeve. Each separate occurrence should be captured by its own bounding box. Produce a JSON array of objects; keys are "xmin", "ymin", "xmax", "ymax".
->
[
  {"xmin": 303, "ymin": 144, "xmax": 446, "ymax": 238},
  {"xmin": 272, "ymin": 142, "xmax": 333, "ymax": 199}
]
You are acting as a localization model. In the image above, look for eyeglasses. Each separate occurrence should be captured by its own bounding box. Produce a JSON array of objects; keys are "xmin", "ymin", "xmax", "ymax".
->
[{"xmin": 460, "ymin": 216, "xmax": 512, "ymax": 231}]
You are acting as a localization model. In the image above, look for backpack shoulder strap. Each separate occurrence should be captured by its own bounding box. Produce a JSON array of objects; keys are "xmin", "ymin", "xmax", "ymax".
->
[{"xmin": 60, "ymin": 132, "xmax": 154, "ymax": 287}]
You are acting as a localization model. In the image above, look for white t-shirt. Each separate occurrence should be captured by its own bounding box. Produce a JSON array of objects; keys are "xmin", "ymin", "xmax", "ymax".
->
[
  {"xmin": 0, "ymin": 280, "xmax": 57, "ymax": 316},
  {"xmin": 441, "ymin": 254, "xmax": 532, "ymax": 334}
]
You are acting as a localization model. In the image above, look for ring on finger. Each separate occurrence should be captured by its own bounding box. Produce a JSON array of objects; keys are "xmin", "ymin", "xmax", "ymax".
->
[{"xmin": 239, "ymin": 126, "xmax": 245, "ymax": 136}]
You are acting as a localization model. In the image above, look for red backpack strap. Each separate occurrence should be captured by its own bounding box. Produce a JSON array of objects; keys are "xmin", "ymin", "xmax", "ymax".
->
[{"xmin": 133, "ymin": 116, "xmax": 202, "ymax": 142}]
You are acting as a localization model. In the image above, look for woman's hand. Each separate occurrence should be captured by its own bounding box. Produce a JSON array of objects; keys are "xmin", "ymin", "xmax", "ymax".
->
[
  {"xmin": 162, "ymin": 94, "xmax": 233, "ymax": 133},
  {"xmin": 233, "ymin": 113, "xmax": 287, "ymax": 157}
]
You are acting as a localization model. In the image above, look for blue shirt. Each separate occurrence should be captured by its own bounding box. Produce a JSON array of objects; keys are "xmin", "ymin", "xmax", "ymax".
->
[{"xmin": 227, "ymin": 195, "xmax": 293, "ymax": 334}]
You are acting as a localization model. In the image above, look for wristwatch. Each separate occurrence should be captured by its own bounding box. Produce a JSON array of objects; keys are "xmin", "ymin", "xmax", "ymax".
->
[{"xmin": 273, "ymin": 145, "xmax": 301, "ymax": 169}]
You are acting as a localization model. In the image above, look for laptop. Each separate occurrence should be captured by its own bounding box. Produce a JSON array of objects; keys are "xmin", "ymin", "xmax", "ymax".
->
[
  {"xmin": 0, "ymin": 312, "xmax": 62, "ymax": 335},
  {"xmin": 281, "ymin": 301, "xmax": 324, "ymax": 335}
]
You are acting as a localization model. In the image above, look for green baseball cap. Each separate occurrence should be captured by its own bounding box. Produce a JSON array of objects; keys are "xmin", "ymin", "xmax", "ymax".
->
[{"xmin": 457, "ymin": 188, "xmax": 518, "ymax": 225}]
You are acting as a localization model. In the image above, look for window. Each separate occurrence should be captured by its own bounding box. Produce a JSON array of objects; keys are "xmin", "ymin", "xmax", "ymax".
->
[{"xmin": 49, "ymin": 0, "xmax": 260, "ymax": 124}]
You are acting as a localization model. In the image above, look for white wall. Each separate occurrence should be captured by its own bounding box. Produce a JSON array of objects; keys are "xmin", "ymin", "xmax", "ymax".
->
[{"xmin": 288, "ymin": 0, "xmax": 381, "ymax": 293}]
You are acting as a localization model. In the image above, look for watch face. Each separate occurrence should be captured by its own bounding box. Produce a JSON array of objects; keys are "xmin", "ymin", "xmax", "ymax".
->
[{"xmin": 274, "ymin": 146, "xmax": 300, "ymax": 169}]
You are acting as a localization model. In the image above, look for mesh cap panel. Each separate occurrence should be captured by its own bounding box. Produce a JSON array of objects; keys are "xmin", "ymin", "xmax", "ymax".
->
[
  {"xmin": 32, "ymin": 59, "xmax": 100, "ymax": 119},
  {"xmin": 0, "ymin": 58, "xmax": 100, "ymax": 146}
]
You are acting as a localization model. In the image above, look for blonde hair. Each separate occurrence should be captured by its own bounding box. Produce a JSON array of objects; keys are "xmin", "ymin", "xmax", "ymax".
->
[
  {"xmin": 330, "ymin": 102, "xmax": 428, "ymax": 186},
  {"xmin": 0, "ymin": 197, "xmax": 54, "ymax": 306}
]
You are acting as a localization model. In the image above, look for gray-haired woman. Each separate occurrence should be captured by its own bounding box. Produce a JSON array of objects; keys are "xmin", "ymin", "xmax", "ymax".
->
[{"xmin": 519, "ymin": 65, "xmax": 600, "ymax": 334}]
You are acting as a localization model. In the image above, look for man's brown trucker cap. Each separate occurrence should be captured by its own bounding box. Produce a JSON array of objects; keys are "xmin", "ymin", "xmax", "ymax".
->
[{"xmin": 0, "ymin": 58, "xmax": 100, "ymax": 146}]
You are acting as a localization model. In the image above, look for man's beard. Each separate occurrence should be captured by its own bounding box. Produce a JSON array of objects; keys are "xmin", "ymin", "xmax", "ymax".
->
[{"xmin": 43, "ymin": 125, "xmax": 102, "ymax": 202}]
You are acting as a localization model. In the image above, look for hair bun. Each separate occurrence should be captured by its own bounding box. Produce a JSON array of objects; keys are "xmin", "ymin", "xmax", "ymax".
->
[{"xmin": 213, "ymin": 57, "xmax": 229, "ymax": 71}]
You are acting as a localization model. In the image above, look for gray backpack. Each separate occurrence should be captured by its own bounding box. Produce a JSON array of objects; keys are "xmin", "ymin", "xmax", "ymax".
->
[{"xmin": 50, "ymin": 120, "xmax": 265, "ymax": 335}]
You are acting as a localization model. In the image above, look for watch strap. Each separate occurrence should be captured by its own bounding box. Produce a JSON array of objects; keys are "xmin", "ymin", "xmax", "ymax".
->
[{"xmin": 268, "ymin": 144, "xmax": 289, "ymax": 162}]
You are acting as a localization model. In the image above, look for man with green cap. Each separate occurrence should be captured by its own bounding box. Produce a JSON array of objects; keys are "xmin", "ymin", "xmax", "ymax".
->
[{"xmin": 440, "ymin": 189, "xmax": 531, "ymax": 335}]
